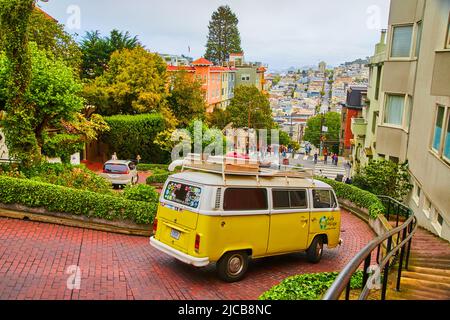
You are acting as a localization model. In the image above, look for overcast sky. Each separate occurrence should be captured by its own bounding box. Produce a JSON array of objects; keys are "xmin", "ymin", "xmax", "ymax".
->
[{"xmin": 39, "ymin": 0, "xmax": 390, "ymax": 70}]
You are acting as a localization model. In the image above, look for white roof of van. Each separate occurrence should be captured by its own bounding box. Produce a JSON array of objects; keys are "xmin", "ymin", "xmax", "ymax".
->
[{"xmin": 169, "ymin": 171, "xmax": 332, "ymax": 188}]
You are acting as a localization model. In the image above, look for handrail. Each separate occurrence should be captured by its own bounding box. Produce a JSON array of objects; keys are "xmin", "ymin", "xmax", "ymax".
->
[{"xmin": 323, "ymin": 196, "xmax": 417, "ymax": 300}]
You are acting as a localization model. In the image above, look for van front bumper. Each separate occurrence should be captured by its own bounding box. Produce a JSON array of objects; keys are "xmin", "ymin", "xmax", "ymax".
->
[{"xmin": 149, "ymin": 237, "xmax": 210, "ymax": 267}]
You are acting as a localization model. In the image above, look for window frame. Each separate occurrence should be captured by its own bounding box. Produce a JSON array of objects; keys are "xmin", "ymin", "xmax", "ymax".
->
[
  {"xmin": 430, "ymin": 104, "xmax": 450, "ymax": 165},
  {"xmin": 383, "ymin": 93, "xmax": 408, "ymax": 128},
  {"xmin": 390, "ymin": 24, "xmax": 414, "ymax": 59},
  {"xmin": 446, "ymin": 13, "xmax": 450, "ymax": 49},
  {"xmin": 223, "ymin": 187, "xmax": 268, "ymax": 212},
  {"xmin": 272, "ymin": 189, "xmax": 309, "ymax": 211},
  {"xmin": 311, "ymin": 189, "xmax": 338, "ymax": 210}
]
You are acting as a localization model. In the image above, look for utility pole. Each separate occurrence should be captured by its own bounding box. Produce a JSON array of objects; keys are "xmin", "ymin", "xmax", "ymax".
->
[{"xmin": 320, "ymin": 112, "xmax": 325, "ymax": 156}]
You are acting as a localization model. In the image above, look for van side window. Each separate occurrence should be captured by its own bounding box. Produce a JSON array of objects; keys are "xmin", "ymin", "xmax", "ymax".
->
[
  {"xmin": 273, "ymin": 190, "xmax": 308, "ymax": 209},
  {"xmin": 223, "ymin": 188, "xmax": 268, "ymax": 211},
  {"xmin": 312, "ymin": 189, "xmax": 337, "ymax": 209}
]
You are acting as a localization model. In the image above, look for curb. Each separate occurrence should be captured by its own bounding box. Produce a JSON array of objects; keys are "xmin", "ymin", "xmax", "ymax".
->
[{"xmin": 0, "ymin": 208, "xmax": 152, "ymax": 237}]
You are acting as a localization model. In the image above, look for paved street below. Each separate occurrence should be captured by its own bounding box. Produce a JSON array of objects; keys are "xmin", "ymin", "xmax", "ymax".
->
[{"xmin": 0, "ymin": 210, "xmax": 374, "ymax": 300}]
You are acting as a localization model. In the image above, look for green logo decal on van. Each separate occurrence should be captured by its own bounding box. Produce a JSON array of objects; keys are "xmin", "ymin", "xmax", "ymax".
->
[{"xmin": 319, "ymin": 216, "xmax": 328, "ymax": 230}]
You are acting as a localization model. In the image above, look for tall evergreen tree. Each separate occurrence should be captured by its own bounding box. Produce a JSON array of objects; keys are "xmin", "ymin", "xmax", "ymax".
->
[{"xmin": 204, "ymin": 5, "xmax": 242, "ymax": 65}]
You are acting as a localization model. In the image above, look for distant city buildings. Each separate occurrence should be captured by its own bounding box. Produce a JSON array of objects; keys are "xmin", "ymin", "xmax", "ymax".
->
[{"xmin": 165, "ymin": 53, "xmax": 266, "ymax": 112}]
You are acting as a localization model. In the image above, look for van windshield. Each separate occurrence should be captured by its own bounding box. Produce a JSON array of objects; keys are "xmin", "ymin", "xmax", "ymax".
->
[{"xmin": 163, "ymin": 181, "xmax": 202, "ymax": 209}]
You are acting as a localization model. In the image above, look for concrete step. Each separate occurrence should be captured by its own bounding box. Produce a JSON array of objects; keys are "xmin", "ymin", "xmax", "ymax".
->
[
  {"xmin": 401, "ymin": 271, "xmax": 450, "ymax": 284},
  {"xmin": 407, "ymin": 266, "xmax": 450, "ymax": 277},
  {"xmin": 400, "ymin": 276, "xmax": 450, "ymax": 291}
]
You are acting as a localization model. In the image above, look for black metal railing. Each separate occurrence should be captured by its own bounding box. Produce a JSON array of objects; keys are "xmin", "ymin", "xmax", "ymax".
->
[{"xmin": 323, "ymin": 196, "xmax": 417, "ymax": 300}]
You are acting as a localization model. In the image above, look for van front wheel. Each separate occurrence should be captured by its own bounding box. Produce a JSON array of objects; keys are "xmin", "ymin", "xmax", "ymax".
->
[
  {"xmin": 217, "ymin": 251, "xmax": 249, "ymax": 282},
  {"xmin": 307, "ymin": 236, "xmax": 324, "ymax": 263}
]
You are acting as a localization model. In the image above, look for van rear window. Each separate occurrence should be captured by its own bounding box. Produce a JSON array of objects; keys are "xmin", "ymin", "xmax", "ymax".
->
[
  {"xmin": 163, "ymin": 181, "xmax": 202, "ymax": 208},
  {"xmin": 223, "ymin": 188, "xmax": 268, "ymax": 211}
]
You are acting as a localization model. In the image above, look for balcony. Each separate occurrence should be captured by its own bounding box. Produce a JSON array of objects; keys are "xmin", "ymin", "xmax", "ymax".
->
[{"xmin": 351, "ymin": 118, "xmax": 367, "ymax": 137}]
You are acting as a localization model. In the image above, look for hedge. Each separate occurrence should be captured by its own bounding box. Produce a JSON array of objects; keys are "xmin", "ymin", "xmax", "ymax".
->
[
  {"xmin": 146, "ymin": 168, "xmax": 170, "ymax": 184},
  {"xmin": 259, "ymin": 271, "xmax": 363, "ymax": 300},
  {"xmin": 137, "ymin": 163, "xmax": 169, "ymax": 171},
  {"xmin": 100, "ymin": 113, "xmax": 169, "ymax": 164},
  {"xmin": 316, "ymin": 177, "xmax": 385, "ymax": 219},
  {"xmin": 0, "ymin": 176, "xmax": 156, "ymax": 225}
]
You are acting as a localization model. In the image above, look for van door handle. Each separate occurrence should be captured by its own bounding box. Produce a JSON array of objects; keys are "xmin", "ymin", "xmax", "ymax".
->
[
  {"xmin": 311, "ymin": 218, "xmax": 317, "ymax": 222},
  {"xmin": 300, "ymin": 218, "xmax": 308, "ymax": 223}
]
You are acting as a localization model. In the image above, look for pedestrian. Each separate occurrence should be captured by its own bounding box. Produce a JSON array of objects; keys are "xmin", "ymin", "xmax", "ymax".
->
[
  {"xmin": 323, "ymin": 148, "xmax": 328, "ymax": 165},
  {"xmin": 111, "ymin": 152, "xmax": 118, "ymax": 160},
  {"xmin": 314, "ymin": 152, "xmax": 318, "ymax": 164},
  {"xmin": 334, "ymin": 154, "xmax": 339, "ymax": 166},
  {"xmin": 136, "ymin": 154, "xmax": 141, "ymax": 164}
]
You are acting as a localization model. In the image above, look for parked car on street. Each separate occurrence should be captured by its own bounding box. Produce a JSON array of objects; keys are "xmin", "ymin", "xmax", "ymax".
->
[{"xmin": 100, "ymin": 160, "xmax": 139, "ymax": 188}]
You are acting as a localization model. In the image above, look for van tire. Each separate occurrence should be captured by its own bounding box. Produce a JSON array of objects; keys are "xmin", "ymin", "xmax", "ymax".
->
[
  {"xmin": 307, "ymin": 236, "xmax": 324, "ymax": 263},
  {"xmin": 217, "ymin": 251, "xmax": 249, "ymax": 282}
]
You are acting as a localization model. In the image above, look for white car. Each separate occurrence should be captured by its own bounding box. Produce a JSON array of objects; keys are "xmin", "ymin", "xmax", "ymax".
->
[{"xmin": 100, "ymin": 160, "xmax": 139, "ymax": 188}]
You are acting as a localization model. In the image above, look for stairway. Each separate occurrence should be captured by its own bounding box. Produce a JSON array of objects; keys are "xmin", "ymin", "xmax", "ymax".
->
[{"xmin": 388, "ymin": 228, "xmax": 450, "ymax": 300}]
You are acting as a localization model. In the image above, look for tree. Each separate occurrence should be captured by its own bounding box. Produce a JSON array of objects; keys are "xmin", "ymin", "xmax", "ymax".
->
[
  {"xmin": 167, "ymin": 71, "xmax": 206, "ymax": 127},
  {"xmin": 352, "ymin": 160, "xmax": 413, "ymax": 201},
  {"xmin": 0, "ymin": 0, "xmax": 40, "ymax": 164},
  {"xmin": 303, "ymin": 112, "xmax": 341, "ymax": 149},
  {"xmin": 0, "ymin": 43, "xmax": 91, "ymax": 162},
  {"xmin": 83, "ymin": 47, "xmax": 172, "ymax": 119},
  {"xmin": 205, "ymin": 5, "xmax": 243, "ymax": 65},
  {"xmin": 226, "ymin": 86, "xmax": 274, "ymax": 129},
  {"xmin": 80, "ymin": 29, "xmax": 141, "ymax": 79},
  {"xmin": 28, "ymin": 8, "xmax": 82, "ymax": 74}
]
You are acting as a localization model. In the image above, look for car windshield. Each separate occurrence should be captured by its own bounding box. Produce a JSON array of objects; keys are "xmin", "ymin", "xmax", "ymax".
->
[{"xmin": 104, "ymin": 163, "xmax": 128, "ymax": 173}]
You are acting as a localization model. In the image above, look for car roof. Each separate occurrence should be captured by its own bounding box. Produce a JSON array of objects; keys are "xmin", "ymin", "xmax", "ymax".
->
[
  {"xmin": 104, "ymin": 160, "xmax": 131, "ymax": 165},
  {"xmin": 169, "ymin": 171, "xmax": 333, "ymax": 189}
]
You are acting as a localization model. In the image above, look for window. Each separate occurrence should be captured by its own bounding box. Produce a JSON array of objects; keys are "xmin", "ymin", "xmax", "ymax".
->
[
  {"xmin": 437, "ymin": 213, "xmax": 444, "ymax": 226},
  {"xmin": 223, "ymin": 188, "xmax": 268, "ymax": 211},
  {"xmin": 391, "ymin": 25, "xmax": 413, "ymax": 58},
  {"xmin": 447, "ymin": 14, "xmax": 450, "ymax": 49},
  {"xmin": 415, "ymin": 21, "xmax": 423, "ymax": 57},
  {"xmin": 444, "ymin": 111, "xmax": 450, "ymax": 161},
  {"xmin": 272, "ymin": 190, "xmax": 307, "ymax": 209},
  {"xmin": 312, "ymin": 190, "xmax": 337, "ymax": 209},
  {"xmin": 432, "ymin": 106, "xmax": 445, "ymax": 152},
  {"xmin": 163, "ymin": 181, "xmax": 202, "ymax": 209},
  {"xmin": 375, "ymin": 66, "xmax": 382, "ymax": 100},
  {"xmin": 423, "ymin": 197, "xmax": 432, "ymax": 218},
  {"xmin": 412, "ymin": 182, "xmax": 421, "ymax": 206},
  {"xmin": 384, "ymin": 94, "xmax": 405, "ymax": 125},
  {"xmin": 372, "ymin": 111, "xmax": 379, "ymax": 134}
]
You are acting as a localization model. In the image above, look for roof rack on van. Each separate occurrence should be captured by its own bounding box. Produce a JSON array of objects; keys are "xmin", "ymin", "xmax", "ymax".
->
[{"xmin": 170, "ymin": 154, "xmax": 314, "ymax": 185}]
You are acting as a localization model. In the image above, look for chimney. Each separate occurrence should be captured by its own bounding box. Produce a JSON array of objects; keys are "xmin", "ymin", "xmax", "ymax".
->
[{"xmin": 380, "ymin": 29, "xmax": 387, "ymax": 45}]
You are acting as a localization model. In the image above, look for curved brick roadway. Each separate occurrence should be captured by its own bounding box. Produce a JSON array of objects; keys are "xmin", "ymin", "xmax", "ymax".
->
[{"xmin": 0, "ymin": 210, "xmax": 374, "ymax": 300}]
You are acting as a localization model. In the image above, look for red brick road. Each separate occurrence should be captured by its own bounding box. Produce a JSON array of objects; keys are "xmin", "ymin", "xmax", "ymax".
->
[{"xmin": 0, "ymin": 210, "xmax": 374, "ymax": 300}]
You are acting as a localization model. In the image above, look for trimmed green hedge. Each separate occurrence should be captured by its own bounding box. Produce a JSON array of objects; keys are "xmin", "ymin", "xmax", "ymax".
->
[
  {"xmin": 0, "ymin": 176, "xmax": 156, "ymax": 225},
  {"xmin": 259, "ymin": 271, "xmax": 363, "ymax": 300},
  {"xmin": 316, "ymin": 177, "xmax": 385, "ymax": 219},
  {"xmin": 146, "ymin": 168, "xmax": 170, "ymax": 184},
  {"xmin": 100, "ymin": 113, "xmax": 169, "ymax": 164},
  {"xmin": 137, "ymin": 163, "xmax": 169, "ymax": 171}
]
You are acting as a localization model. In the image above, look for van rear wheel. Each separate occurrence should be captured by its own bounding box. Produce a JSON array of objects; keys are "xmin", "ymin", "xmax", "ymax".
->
[
  {"xmin": 307, "ymin": 236, "xmax": 324, "ymax": 263},
  {"xmin": 217, "ymin": 251, "xmax": 249, "ymax": 282}
]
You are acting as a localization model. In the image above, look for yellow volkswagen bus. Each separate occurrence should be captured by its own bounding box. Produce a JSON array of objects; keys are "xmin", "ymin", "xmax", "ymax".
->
[{"xmin": 150, "ymin": 158, "xmax": 342, "ymax": 282}]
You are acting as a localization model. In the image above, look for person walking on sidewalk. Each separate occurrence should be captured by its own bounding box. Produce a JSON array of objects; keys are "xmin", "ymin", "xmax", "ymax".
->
[{"xmin": 314, "ymin": 152, "xmax": 318, "ymax": 164}]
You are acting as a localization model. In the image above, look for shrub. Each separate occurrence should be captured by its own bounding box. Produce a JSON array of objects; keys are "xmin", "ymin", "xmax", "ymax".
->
[
  {"xmin": 352, "ymin": 160, "xmax": 412, "ymax": 201},
  {"xmin": 41, "ymin": 133, "xmax": 84, "ymax": 163},
  {"xmin": 146, "ymin": 168, "xmax": 170, "ymax": 184},
  {"xmin": 0, "ymin": 176, "xmax": 156, "ymax": 224},
  {"xmin": 259, "ymin": 271, "xmax": 363, "ymax": 300},
  {"xmin": 136, "ymin": 163, "xmax": 169, "ymax": 171},
  {"xmin": 123, "ymin": 184, "xmax": 159, "ymax": 203},
  {"xmin": 19, "ymin": 162, "xmax": 113, "ymax": 194},
  {"xmin": 316, "ymin": 177, "xmax": 385, "ymax": 219},
  {"xmin": 100, "ymin": 113, "xmax": 169, "ymax": 164}
]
